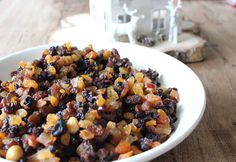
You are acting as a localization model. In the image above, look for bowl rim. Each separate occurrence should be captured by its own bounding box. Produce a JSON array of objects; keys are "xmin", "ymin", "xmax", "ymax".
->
[{"xmin": 0, "ymin": 42, "xmax": 206, "ymax": 162}]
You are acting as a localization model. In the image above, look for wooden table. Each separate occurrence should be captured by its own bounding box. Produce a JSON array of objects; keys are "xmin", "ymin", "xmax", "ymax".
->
[{"xmin": 0, "ymin": 0, "xmax": 235, "ymax": 161}]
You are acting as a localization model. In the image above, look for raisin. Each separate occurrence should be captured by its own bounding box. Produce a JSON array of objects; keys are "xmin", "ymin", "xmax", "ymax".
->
[
  {"xmin": 19, "ymin": 158, "xmax": 27, "ymax": 162},
  {"xmin": 146, "ymin": 132, "xmax": 160, "ymax": 141},
  {"xmin": 79, "ymin": 141, "xmax": 96, "ymax": 162},
  {"xmin": 48, "ymin": 144, "xmax": 58, "ymax": 153},
  {"xmin": 97, "ymin": 148, "xmax": 114, "ymax": 162},
  {"xmin": 24, "ymin": 96, "xmax": 36, "ymax": 108},
  {"xmin": 28, "ymin": 126, "xmax": 43, "ymax": 136},
  {"xmin": 76, "ymin": 111, "xmax": 85, "ymax": 121},
  {"xmin": 134, "ymin": 119, "xmax": 143, "ymax": 128},
  {"xmin": 140, "ymin": 137, "xmax": 152, "ymax": 151},
  {"xmin": 23, "ymin": 144, "xmax": 35, "ymax": 155},
  {"xmin": 124, "ymin": 95, "xmax": 142, "ymax": 105},
  {"xmin": 121, "ymin": 73, "xmax": 127, "ymax": 79},
  {"xmin": 49, "ymin": 46, "xmax": 58, "ymax": 56},
  {"xmin": 7, "ymin": 125, "xmax": 19, "ymax": 138},
  {"xmin": 70, "ymin": 134, "xmax": 82, "ymax": 147},
  {"xmin": 0, "ymin": 118, "xmax": 9, "ymax": 132},
  {"xmin": 52, "ymin": 119, "xmax": 67, "ymax": 137},
  {"xmin": 28, "ymin": 87, "xmax": 35, "ymax": 96}
]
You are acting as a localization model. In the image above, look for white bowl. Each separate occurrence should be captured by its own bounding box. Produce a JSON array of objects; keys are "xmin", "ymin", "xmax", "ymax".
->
[{"xmin": 0, "ymin": 42, "xmax": 206, "ymax": 162}]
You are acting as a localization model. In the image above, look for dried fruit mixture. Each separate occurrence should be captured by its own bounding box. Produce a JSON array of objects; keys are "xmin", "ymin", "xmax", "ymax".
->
[{"xmin": 0, "ymin": 42, "xmax": 179, "ymax": 162}]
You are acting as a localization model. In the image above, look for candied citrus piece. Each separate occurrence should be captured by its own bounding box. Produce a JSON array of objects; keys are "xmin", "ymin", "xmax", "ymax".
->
[
  {"xmin": 62, "ymin": 56, "xmax": 73, "ymax": 65},
  {"xmin": 87, "ymin": 51, "xmax": 97, "ymax": 59},
  {"xmin": 115, "ymin": 140, "xmax": 131, "ymax": 154},
  {"xmin": 45, "ymin": 55, "xmax": 54, "ymax": 64},
  {"xmin": 19, "ymin": 61, "xmax": 26, "ymax": 68},
  {"xmin": 135, "ymin": 72, "xmax": 144, "ymax": 83},
  {"xmin": 125, "ymin": 135, "xmax": 138, "ymax": 144},
  {"xmin": 59, "ymin": 89, "xmax": 66, "ymax": 94},
  {"xmin": 146, "ymin": 94, "xmax": 162, "ymax": 104},
  {"xmin": 103, "ymin": 50, "xmax": 111, "ymax": 59},
  {"xmin": 130, "ymin": 123, "xmax": 140, "ymax": 133},
  {"xmin": 76, "ymin": 144, "xmax": 82, "ymax": 156},
  {"xmin": 96, "ymin": 95, "xmax": 105, "ymax": 107},
  {"xmin": 0, "ymin": 133, "xmax": 5, "ymax": 139},
  {"xmin": 0, "ymin": 111, "xmax": 7, "ymax": 120},
  {"xmin": 8, "ymin": 83, "xmax": 15, "ymax": 92},
  {"xmin": 150, "ymin": 141, "xmax": 161, "ymax": 148},
  {"xmin": 105, "ymin": 99, "xmax": 120, "ymax": 109},
  {"xmin": 131, "ymin": 145, "xmax": 142, "ymax": 155},
  {"xmin": 42, "ymin": 49, "xmax": 50, "ymax": 56},
  {"xmin": 132, "ymin": 83, "xmax": 144, "ymax": 96},
  {"xmin": 127, "ymin": 77, "xmax": 135, "ymax": 88},
  {"xmin": 120, "ymin": 82, "xmax": 129, "ymax": 98},
  {"xmin": 79, "ymin": 120, "xmax": 94, "ymax": 129},
  {"xmin": 46, "ymin": 114, "xmax": 59, "ymax": 126},
  {"xmin": 48, "ymin": 66, "xmax": 56, "ymax": 75},
  {"xmin": 107, "ymin": 86, "xmax": 119, "ymax": 100},
  {"xmin": 49, "ymin": 96, "xmax": 59, "ymax": 107},
  {"xmin": 117, "ymin": 120, "xmax": 127, "ymax": 130},
  {"xmin": 90, "ymin": 110, "xmax": 101, "ymax": 120},
  {"xmin": 145, "ymin": 119, "xmax": 157, "ymax": 127},
  {"xmin": 36, "ymin": 149, "xmax": 54, "ymax": 160},
  {"xmin": 8, "ymin": 115, "xmax": 22, "ymax": 126},
  {"xmin": 23, "ymin": 79, "xmax": 39, "ymax": 90},
  {"xmin": 79, "ymin": 130, "xmax": 94, "ymax": 140},
  {"xmin": 155, "ymin": 124, "xmax": 172, "ymax": 135},
  {"xmin": 11, "ymin": 96, "xmax": 18, "ymax": 104},
  {"xmin": 76, "ymin": 93, "xmax": 86, "ymax": 102},
  {"xmin": 107, "ymin": 121, "xmax": 116, "ymax": 129},
  {"xmin": 65, "ymin": 41, "xmax": 71, "ymax": 50},
  {"xmin": 37, "ymin": 132, "xmax": 53, "ymax": 146},
  {"xmin": 123, "ymin": 124, "xmax": 132, "ymax": 135},
  {"xmin": 115, "ymin": 77, "xmax": 124, "ymax": 85},
  {"xmin": 88, "ymin": 44, "xmax": 93, "ymax": 50},
  {"xmin": 72, "ymin": 54, "xmax": 80, "ymax": 62},
  {"xmin": 157, "ymin": 109, "xmax": 170, "ymax": 125},
  {"xmin": 170, "ymin": 89, "xmax": 180, "ymax": 101},
  {"xmin": 85, "ymin": 112, "xmax": 95, "ymax": 122},
  {"xmin": 81, "ymin": 74, "xmax": 93, "ymax": 83},
  {"xmin": 71, "ymin": 77, "xmax": 85, "ymax": 90},
  {"xmin": 119, "ymin": 67, "xmax": 128, "ymax": 74},
  {"xmin": 16, "ymin": 109, "xmax": 28, "ymax": 118},
  {"xmin": 110, "ymin": 128, "xmax": 122, "ymax": 144}
]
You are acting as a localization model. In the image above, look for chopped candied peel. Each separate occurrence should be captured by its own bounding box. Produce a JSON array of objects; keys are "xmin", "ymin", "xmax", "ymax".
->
[{"xmin": 0, "ymin": 43, "xmax": 179, "ymax": 161}]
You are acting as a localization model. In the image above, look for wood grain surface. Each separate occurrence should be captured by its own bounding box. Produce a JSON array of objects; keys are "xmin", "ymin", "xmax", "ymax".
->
[{"xmin": 0, "ymin": 0, "xmax": 235, "ymax": 162}]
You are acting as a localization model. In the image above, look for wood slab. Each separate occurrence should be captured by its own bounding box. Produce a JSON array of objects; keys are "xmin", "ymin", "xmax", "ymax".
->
[{"xmin": 153, "ymin": 33, "xmax": 206, "ymax": 63}]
